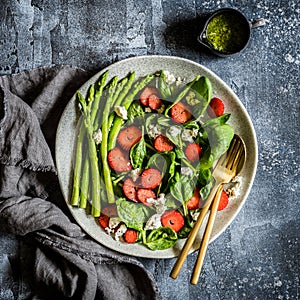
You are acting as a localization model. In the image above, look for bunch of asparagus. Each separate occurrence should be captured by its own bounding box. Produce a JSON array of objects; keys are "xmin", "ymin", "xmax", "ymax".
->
[{"xmin": 70, "ymin": 70, "xmax": 155, "ymax": 216}]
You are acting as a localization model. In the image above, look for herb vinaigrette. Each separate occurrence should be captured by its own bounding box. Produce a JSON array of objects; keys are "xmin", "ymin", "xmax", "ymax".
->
[{"xmin": 206, "ymin": 12, "xmax": 249, "ymax": 54}]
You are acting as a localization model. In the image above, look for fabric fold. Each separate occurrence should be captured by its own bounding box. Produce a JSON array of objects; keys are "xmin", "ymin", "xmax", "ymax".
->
[{"xmin": 0, "ymin": 66, "xmax": 161, "ymax": 300}]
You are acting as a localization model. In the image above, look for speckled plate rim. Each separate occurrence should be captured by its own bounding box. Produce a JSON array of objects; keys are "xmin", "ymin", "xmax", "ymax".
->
[{"xmin": 55, "ymin": 55, "xmax": 258, "ymax": 259}]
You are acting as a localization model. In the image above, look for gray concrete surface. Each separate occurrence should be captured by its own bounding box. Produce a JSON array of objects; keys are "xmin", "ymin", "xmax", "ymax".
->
[{"xmin": 0, "ymin": 0, "xmax": 299, "ymax": 299}]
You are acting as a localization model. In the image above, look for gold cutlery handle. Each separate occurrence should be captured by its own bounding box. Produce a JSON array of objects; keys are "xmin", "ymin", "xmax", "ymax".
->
[
  {"xmin": 190, "ymin": 184, "xmax": 223, "ymax": 284},
  {"xmin": 170, "ymin": 181, "xmax": 221, "ymax": 279}
]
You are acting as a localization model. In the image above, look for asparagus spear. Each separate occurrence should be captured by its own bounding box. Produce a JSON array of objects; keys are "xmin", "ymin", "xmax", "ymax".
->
[
  {"xmin": 70, "ymin": 118, "xmax": 85, "ymax": 206},
  {"xmin": 77, "ymin": 92, "xmax": 102, "ymax": 216},
  {"xmin": 107, "ymin": 72, "xmax": 135, "ymax": 130},
  {"xmin": 108, "ymin": 74, "xmax": 155, "ymax": 151},
  {"xmin": 100, "ymin": 76, "xmax": 119, "ymax": 203},
  {"xmin": 79, "ymin": 72, "xmax": 108, "ymax": 208}
]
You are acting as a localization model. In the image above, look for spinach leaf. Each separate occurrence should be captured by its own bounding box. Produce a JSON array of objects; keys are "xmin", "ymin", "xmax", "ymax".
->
[
  {"xmin": 145, "ymin": 227, "xmax": 178, "ymax": 250},
  {"xmin": 146, "ymin": 151, "xmax": 179, "ymax": 194},
  {"xmin": 145, "ymin": 114, "xmax": 159, "ymax": 136},
  {"xmin": 170, "ymin": 175, "xmax": 195, "ymax": 204},
  {"xmin": 198, "ymin": 168, "xmax": 212, "ymax": 186},
  {"xmin": 198, "ymin": 148, "xmax": 214, "ymax": 170},
  {"xmin": 188, "ymin": 76, "xmax": 213, "ymax": 120},
  {"xmin": 116, "ymin": 198, "xmax": 152, "ymax": 231},
  {"xmin": 164, "ymin": 193, "xmax": 181, "ymax": 209},
  {"xmin": 130, "ymin": 127, "xmax": 146, "ymax": 168},
  {"xmin": 146, "ymin": 153, "xmax": 168, "ymax": 175},
  {"xmin": 204, "ymin": 123, "xmax": 234, "ymax": 161},
  {"xmin": 183, "ymin": 120, "xmax": 200, "ymax": 131},
  {"xmin": 204, "ymin": 113, "xmax": 231, "ymax": 126},
  {"xmin": 177, "ymin": 216, "xmax": 194, "ymax": 238},
  {"xmin": 202, "ymin": 113, "xmax": 234, "ymax": 161},
  {"xmin": 200, "ymin": 181, "xmax": 213, "ymax": 201},
  {"xmin": 157, "ymin": 70, "xmax": 172, "ymax": 99},
  {"xmin": 156, "ymin": 115, "xmax": 174, "ymax": 128}
]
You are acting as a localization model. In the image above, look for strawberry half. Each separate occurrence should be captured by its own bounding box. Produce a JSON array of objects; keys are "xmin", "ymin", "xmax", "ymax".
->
[
  {"xmin": 141, "ymin": 168, "xmax": 162, "ymax": 189},
  {"xmin": 185, "ymin": 143, "xmax": 202, "ymax": 162},
  {"xmin": 187, "ymin": 187, "xmax": 203, "ymax": 210},
  {"xmin": 124, "ymin": 229, "xmax": 138, "ymax": 244},
  {"xmin": 108, "ymin": 147, "xmax": 132, "ymax": 172},
  {"xmin": 148, "ymin": 94, "xmax": 163, "ymax": 110},
  {"xmin": 123, "ymin": 178, "xmax": 138, "ymax": 202},
  {"xmin": 217, "ymin": 190, "xmax": 229, "ymax": 211},
  {"xmin": 98, "ymin": 204, "xmax": 118, "ymax": 229},
  {"xmin": 154, "ymin": 135, "xmax": 174, "ymax": 152},
  {"xmin": 137, "ymin": 188, "xmax": 156, "ymax": 206},
  {"xmin": 170, "ymin": 102, "xmax": 192, "ymax": 124},
  {"xmin": 208, "ymin": 97, "xmax": 225, "ymax": 118},
  {"xmin": 140, "ymin": 87, "xmax": 159, "ymax": 106},
  {"xmin": 117, "ymin": 125, "xmax": 142, "ymax": 151},
  {"xmin": 161, "ymin": 210, "xmax": 185, "ymax": 232}
]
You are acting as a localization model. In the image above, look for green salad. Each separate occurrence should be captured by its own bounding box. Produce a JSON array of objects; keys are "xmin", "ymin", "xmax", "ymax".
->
[{"xmin": 70, "ymin": 70, "xmax": 234, "ymax": 250}]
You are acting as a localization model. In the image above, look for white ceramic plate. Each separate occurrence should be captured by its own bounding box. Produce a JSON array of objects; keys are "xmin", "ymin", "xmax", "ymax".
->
[{"xmin": 55, "ymin": 55, "xmax": 258, "ymax": 258}]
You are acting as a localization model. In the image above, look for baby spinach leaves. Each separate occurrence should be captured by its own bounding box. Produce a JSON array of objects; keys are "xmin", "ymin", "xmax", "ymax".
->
[
  {"xmin": 203, "ymin": 113, "xmax": 234, "ymax": 161},
  {"xmin": 145, "ymin": 227, "xmax": 177, "ymax": 250},
  {"xmin": 130, "ymin": 126, "xmax": 147, "ymax": 169},
  {"xmin": 116, "ymin": 198, "xmax": 152, "ymax": 231}
]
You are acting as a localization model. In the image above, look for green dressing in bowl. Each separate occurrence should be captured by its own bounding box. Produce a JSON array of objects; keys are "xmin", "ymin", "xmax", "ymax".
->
[{"xmin": 206, "ymin": 12, "xmax": 249, "ymax": 54}]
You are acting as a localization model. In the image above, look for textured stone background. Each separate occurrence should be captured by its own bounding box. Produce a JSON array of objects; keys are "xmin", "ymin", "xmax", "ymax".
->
[{"xmin": 0, "ymin": 0, "xmax": 299, "ymax": 299}]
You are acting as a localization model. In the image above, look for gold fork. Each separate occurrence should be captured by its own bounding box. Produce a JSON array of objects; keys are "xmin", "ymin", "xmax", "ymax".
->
[{"xmin": 170, "ymin": 134, "xmax": 246, "ymax": 281}]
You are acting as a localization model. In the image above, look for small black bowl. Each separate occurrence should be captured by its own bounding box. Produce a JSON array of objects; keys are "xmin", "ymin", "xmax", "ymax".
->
[{"xmin": 198, "ymin": 8, "xmax": 265, "ymax": 57}]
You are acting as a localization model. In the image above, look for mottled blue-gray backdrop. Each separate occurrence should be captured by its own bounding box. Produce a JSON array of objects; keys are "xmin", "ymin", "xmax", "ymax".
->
[{"xmin": 0, "ymin": 0, "xmax": 299, "ymax": 299}]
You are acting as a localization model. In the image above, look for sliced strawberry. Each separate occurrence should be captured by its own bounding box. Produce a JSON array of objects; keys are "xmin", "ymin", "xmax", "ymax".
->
[
  {"xmin": 98, "ymin": 204, "xmax": 118, "ymax": 229},
  {"xmin": 161, "ymin": 210, "xmax": 185, "ymax": 233},
  {"xmin": 141, "ymin": 168, "xmax": 162, "ymax": 189},
  {"xmin": 137, "ymin": 188, "xmax": 156, "ymax": 206},
  {"xmin": 154, "ymin": 135, "xmax": 174, "ymax": 152},
  {"xmin": 148, "ymin": 94, "xmax": 163, "ymax": 110},
  {"xmin": 108, "ymin": 147, "xmax": 132, "ymax": 172},
  {"xmin": 185, "ymin": 143, "xmax": 202, "ymax": 162},
  {"xmin": 99, "ymin": 214, "xmax": 110, "ymax": 229},
  {"xmin": 117, "ymin": 125, "xmax": 142, "ymax": 151},
  {"xmin": 124, "ymin": 228, "xmax": 138, "ymax": 244},
  {"xmin": 208, "ymin": 97, "xmax": 225, "ymax": 118},
  {"xmin": 123, "ymin": 178, "xmax": 138, "ymax": 202},
  {"xmin": 187, "ymin": 187, "xmax": 203, "ymax": 210},
  {"xmin": 217, "ymin": 190, "xmax": 229, "ymax": 211},
  {"xmin": 140, "ymin": 87, "xmax": 159, "ymax": 106},
  {"xmin": 170, "ymin": 102, "xmax": 192, "ymax": 124}
]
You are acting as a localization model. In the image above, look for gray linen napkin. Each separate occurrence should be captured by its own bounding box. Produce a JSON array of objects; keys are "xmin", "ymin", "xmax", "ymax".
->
[{"xmin": 0, "ymin": 66, "xmax": 161, "ymax": 300}]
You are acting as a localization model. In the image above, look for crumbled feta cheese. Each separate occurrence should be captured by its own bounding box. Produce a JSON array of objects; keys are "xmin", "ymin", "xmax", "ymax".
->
[
  {"xmin": 144, "ymin": 214, "xmax": 162, "ymax": 230},
  {"xmin": 130, "ymin": 168, "xmax": 141, "ymax": 182},
  {"xmin": 191, "ymin": 211, "xmax": 200, "ymax": 221},
  {"xmin": 148, "ymin": 124, "xmax": 161, "ymax": 139},
  {"xmin": 164, "ymin": 70, "xmax": 176, "ymax": 85},
  {"xmin": 105, "ymin": 227, "xmax": 115, "ymax": 235},
  {"xmin": 147, "ymin": 193, "xmax": 167, "ymax": 215},
  {"xmin": 168, "ymin": 126, "xmax": 182, "ymax": 137},
  {"xmin": 181, "ymin": 167, "xmax": 193, "ymax": 177},
  {"xmin": 114, "ymin": 106, "xmax": 128, "ymax": 120},
  {"xmin": 226, "ymin": 176, "xmax": 243, "ymax": 199},
  {"xmin": 114, "ymin": 224, "xmax": 127, "ymax": 241},
  {"xmin": 181, "ymin": 129, "xmax": 196, "ymax": 142},
  {"xmin": 108, "ymin": 217, "xmax": 121, "ymax": 229},
  {"xmin": 175, "ymin": 76, "xmax": 183, "ymax": 86},
  {"xmin": 155, "ymin": 193, "xmax": 167, "ymax": 214},
  {"xmin": 93, "ymin": 129, "xmax": 102, "ymax": 144}
]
